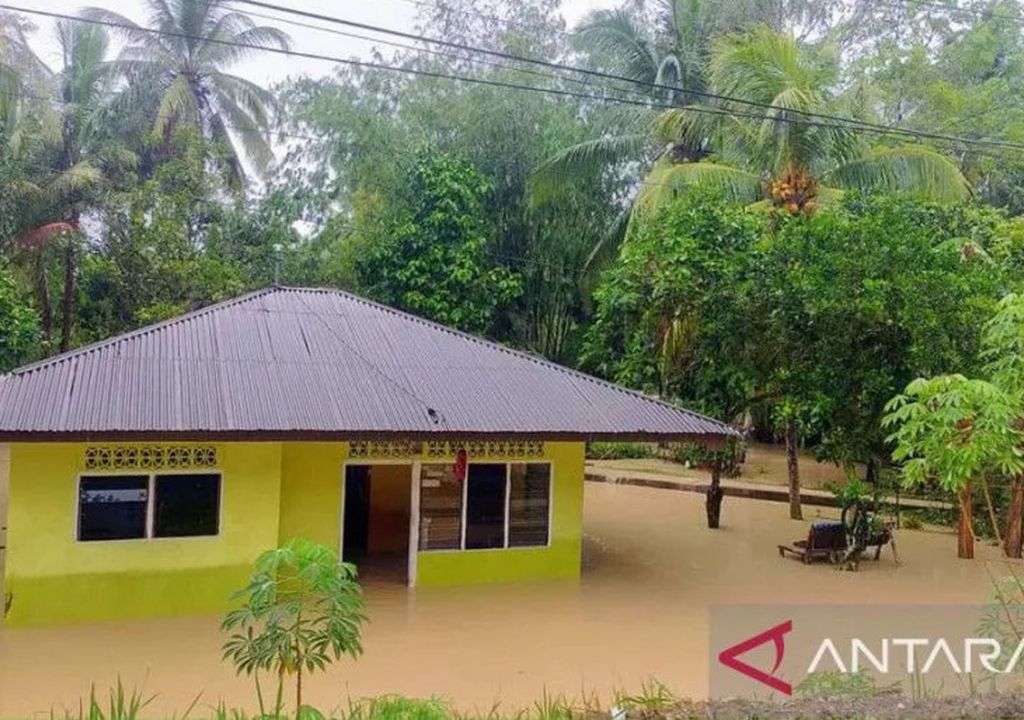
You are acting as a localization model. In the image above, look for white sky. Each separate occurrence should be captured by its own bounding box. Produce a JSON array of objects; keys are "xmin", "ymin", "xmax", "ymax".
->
[{"xmin": 24, "ymin": 0, "xmax": 619, "ymax": 85}]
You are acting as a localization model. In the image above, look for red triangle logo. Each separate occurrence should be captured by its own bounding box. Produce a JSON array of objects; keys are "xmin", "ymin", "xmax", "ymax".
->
[{"xmin": 717, "ymin": 620, "xmax": 793, "ymax": 695}]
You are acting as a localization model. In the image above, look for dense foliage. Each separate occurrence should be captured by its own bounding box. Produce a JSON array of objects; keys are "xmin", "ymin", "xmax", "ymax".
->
[{"xmin": 5, "ymin": 0, "xmax": 1024, "ymax": 524}]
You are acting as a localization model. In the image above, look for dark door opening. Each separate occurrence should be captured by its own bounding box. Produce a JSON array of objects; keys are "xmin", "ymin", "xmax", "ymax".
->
[
  {"xmin": 342, "ymin": 464, "xmax": 411, "ymax": 584},
  {"xmin": 343, "ymin": 465, "xmax": 371, "ymax": 562},
  {"xmin": 465, "ymin": 463, "xmax": 507, "ymax": 549}
]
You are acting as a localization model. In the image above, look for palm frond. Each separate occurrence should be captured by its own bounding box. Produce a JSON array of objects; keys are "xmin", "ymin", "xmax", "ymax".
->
[
  {"xmin": 574, "ymin": 8, "xmax": 659, "ymax": 84},
  {"xmin": 211, "ymin": 71, "xmax": 276, "ymax": 124},
  {"xmin": 825, "ymin": 145, "xmax": 971, "ymax": 203},
  {"xmin": 653, "ymin": 106, "xmax": 719, "ymax": 148},
  {"xmin": 199, "ymin": 25, "xmax": 291, "ymax": 65},
  {"xmin": 153, "ymin": 73, "xmax": 199, "ymax": 137},
  {"xmin": 531, "ymin": 133, "xmax": 650, "ymax": 206},
  {"xmin": 210, "ymin": 91, "xmax": 273, "ymax": 174},
  {"xmin": 46, "ymin": 161, "xmax": 103, "ymax": 200},
  {"xmin": 79, "ymin": 8, "xmax": 155, "ymax": 47},
  {"xmin": 633, "ymin": 159, "xmax": 763, "ymax": 219}
]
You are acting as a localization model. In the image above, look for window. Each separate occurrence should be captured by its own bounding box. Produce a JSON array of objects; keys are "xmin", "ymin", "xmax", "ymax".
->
[
  {"xmin": 509, "ymin": 463, "xmax": 550, "ymax": 547},
  {"xmin": 154, "ymin": 474, "xmax": 220, "ymax": 537},
  {"xmin": 78, "ymin": 475, "xmax": 149, "ymax": 541},
  {"xmin": 77, "ymin": 473, "xmax": 221, "ymax": 542},
  {"xmin": 418, "ymin": 461, "xmax": 551, "ymax": 551},
  {"xmin": 465, "ymin": 464, "xmax": 507, "ymax": 549},
  {"xmin": 419, "ymin": 464, "xmax": 462, "ymax": 550}
]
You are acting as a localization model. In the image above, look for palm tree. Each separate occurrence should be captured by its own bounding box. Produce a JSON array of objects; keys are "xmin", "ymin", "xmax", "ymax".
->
[
  {"xmin": 82, "ymin": 0, "xmax": 290, "ymax": 187},
  {"xmin": 12, "ymin": 20, "xmax": 132, "ymax": 351},
  {"xmin": 542, "ymin": 26, "xmax": 969, "ymax": 228}
]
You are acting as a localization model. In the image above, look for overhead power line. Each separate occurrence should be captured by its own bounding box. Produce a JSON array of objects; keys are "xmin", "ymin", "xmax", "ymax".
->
[
  {"xmin": 9, "ymin": 4, "xmax": 1024, "ymax": 156},
  {"xmin": 232, "ymin": 5, "xmax": 636, "ymax": 99},
  {"xmin": 225, "ymin": 0, "xmax": 1024, "ymax": 149}
]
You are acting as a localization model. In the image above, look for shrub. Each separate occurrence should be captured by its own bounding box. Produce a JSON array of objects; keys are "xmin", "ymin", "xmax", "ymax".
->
[{"xmin": 586, "ymin": 442, "xmax": 653, "ymax": 460}]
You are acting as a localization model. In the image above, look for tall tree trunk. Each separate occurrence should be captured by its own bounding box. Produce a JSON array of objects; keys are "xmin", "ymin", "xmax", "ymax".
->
[
  {"xmin": 705, "ymin": 456, "xmax": 724, "ymax": 529},
  {"xmin": 34, "ymin": 253, "xmax": 53, "ymax": 352},
  {"xmin": 785, "ymin": 418, "xmax": 802, "ymax": 520},
  {"xmin": 1006, "ymin": 476, "xmax": 1024, "ymax": 559},
  {"xmin": 59, "ymin": 235, "xmax": 76, "ymax": 352},
  {"xmin": 958, "ymin": 482, "xmax": 975, "ymax": 560}
]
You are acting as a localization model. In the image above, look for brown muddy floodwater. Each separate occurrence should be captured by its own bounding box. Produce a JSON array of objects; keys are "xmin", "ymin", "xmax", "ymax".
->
[{"xmin": 0, "ymin": 483, "xmax": 998, "ymax": 717}]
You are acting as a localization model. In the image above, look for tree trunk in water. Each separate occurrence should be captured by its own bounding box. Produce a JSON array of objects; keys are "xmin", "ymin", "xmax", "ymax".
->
[
  {"xmin": 1006, "ymin": 477, "xmax": 1024, "ymax": 559},
  {"xmin": 59, "ymin": 237, "xmax": 76, "ymax": 352},
  {"xmin": 785, "ymin": 419, "xmax": 802, "ymax": 520},
  {"xmin": 705, "ymin": 459, "xmax": 723, "ymax": 529},
  {"xmin": 958, "ymin": 483, "xmax": 975, "ymax": 560},
  {"xmin": 34, "ymin": 254, "xmax": 53, "ymax": 352},
  {"xmin": 980, "ymin": 477, "xmax": 1003, "ymax": 547}
]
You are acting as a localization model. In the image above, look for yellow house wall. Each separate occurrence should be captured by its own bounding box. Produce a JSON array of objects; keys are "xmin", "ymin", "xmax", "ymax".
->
[
  {"xmin": 3, "ymin": 442, "xmax": 282, "ymax": 626},
  {"xmin": 278, "ymin": 443, "xmax": 347, "ymax": 549},
  {"xmin": 415, "ymin": 442, "xmax": 585, "ymax": 586},
  {"xmin": 3, "ymin": 439, "xmax": 585, "ymax": 626}
]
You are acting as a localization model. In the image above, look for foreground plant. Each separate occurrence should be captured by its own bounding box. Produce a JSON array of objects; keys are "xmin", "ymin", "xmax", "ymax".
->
[
  {"xmin": 883, "ymin": 375, "xmax": 1022, "ymax": 559},
  {"xmin": 222, "ymin": 538, "xmax": 367, "ymax": 716}
]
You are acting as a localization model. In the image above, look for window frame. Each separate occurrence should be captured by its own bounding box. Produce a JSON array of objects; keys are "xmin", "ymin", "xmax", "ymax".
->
[
  {"xmin": 74, "ymin": 469, "xmax": 224, "ymax": 544},
  {"xmin": 421, "ymin": 459, "xmax": 553, "ymax": 554}
]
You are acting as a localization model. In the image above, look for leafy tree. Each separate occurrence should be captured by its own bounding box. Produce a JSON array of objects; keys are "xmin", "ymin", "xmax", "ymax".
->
[
  {"xmin": 355, "ymin": 151, "xmax": 520, "ymax": 336},
  {"xmin": 979, "ymin": 294, "xmax": 1024, "ymax": 557},
  {"xmin": 0, "ymin": 265, "xmax": 39, "ymax": 370},
  {"xmin": 222, "ymin": 538, "xmax": 366, "ymax": 716},
  {"xmin": 84, "ymin": 0, "xmax": 290, "ymax": 186},
  {"xmin": 582, "ymin": 192, "xmax": 758, "ymax": 526},
  {"xmin": 884, "ymin": 375, "xmax": 1022, "ymax": 559},
  {"xmin": 78, "ymin": 126, "xmax": 245, "ymax": 340}
]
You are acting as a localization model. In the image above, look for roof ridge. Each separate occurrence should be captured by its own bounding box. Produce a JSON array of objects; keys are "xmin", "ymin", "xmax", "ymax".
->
[
  {"xmin": 3, "ymin": 287, "xmax": 279, "ymax": 377},
  {"xmin": 276, "ymin": 286, "xmax": 737, "ymax": 435}
]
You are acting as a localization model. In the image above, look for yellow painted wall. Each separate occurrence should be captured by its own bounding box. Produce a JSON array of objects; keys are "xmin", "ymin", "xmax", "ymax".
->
[
  {"xmin": 278, "ymin": 443, "xmax": 348, "ymax": 549},
  {"xmin": 415, "ymin": 442, "xmax": 585, "ymax": 586},
  {"xmin": 3, "ymin": 442, "xmax": 282, "ymax": 626},
  {"xmin": 3, "ymin": 440, "xmax": 586, "ymax": 626}
]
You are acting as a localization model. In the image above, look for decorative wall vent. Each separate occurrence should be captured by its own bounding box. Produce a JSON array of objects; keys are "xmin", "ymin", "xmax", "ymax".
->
[
  {"xmin": 84, "ymin": 445, "xmax": 218, "ymax": 471},
  {"xmin": 349, "ymin": 439, "xmax": 544, "ymax": 459}
]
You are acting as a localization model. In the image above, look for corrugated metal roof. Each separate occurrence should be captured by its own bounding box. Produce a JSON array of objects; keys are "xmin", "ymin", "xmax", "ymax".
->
[{"xmin": 0, "ymin": 287, "xmax": 736, "ymax": 441}]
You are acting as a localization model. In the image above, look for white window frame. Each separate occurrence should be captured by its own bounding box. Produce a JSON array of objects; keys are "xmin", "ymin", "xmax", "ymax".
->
[
  {"xmin": 74, "ymin": 469, "xmax": 224, "ymax": 543},
  {"xmin": 419, "ymin": 460, "xmax": 554, "ymax": 554}
]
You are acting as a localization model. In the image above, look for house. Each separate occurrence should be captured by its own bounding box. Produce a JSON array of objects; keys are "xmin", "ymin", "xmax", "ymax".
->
[{"xmin": 0, "ymin": 287, "xmax": 734, "ymax": 626}]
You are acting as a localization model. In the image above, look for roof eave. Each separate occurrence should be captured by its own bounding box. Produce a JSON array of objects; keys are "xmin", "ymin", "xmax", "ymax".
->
[{"xmin": 0, "ymin": 428, "xmax": 738, "ymax": 447}]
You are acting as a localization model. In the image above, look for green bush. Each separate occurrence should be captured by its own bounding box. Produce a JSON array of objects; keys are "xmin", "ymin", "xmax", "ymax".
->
[{"xmin": 586, "ymin": 442, "xmax": 653, "ymax": 460}]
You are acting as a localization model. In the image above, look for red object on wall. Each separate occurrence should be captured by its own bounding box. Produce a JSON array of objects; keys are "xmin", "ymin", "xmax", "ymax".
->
[{"xmin": 453, "ymin": 448, "xmax": 468, "ymax": 482}]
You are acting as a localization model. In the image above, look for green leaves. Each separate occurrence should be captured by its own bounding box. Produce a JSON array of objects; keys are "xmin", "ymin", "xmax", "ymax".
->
[
  {"xmin": 883, "ymin": 375, "xmax": 1023, "ymax": 491},
  {"xmin": 221, "ymin": 537, "xmax": 366, "ymax": 714},
  {"xmin": 357, "ymin": 150, "xmax": 520, "ymax": 336}
]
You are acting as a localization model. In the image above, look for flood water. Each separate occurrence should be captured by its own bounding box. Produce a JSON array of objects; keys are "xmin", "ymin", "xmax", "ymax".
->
[{"xmin": 0, "ymin": 483, "xmax": 997, "ymax": 717}]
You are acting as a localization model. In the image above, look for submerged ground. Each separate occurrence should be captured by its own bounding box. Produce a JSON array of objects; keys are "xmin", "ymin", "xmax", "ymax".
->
[{"xmin": 0, "ymin": 478, "xmax": 998, "ymax": 717}]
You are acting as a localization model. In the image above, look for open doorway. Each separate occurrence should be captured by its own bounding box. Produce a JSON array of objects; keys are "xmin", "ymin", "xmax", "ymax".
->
[{"xmin": 342, "ymin": 464, "xmax": 412, "ymax": 584}]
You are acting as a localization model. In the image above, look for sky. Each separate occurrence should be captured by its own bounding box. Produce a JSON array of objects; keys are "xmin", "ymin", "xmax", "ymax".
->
[{"xmin": 22, "ymin": 0, "xmax": 619, "ymax": 85}]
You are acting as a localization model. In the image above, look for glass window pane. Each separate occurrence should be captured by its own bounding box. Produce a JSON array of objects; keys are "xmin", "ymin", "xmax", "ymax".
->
[
  {"xmin": 78, "ymin": 475, "xmax": 148, "ymax": 541},
  {"xmin": 509, "ymin": 464, "xmax": 550, "ymax": 547},
  {"xmin": 153, "ymin": 474, "xmax": 220, "ymax": 538},
  {"xmin": 419, "ymin": 464, "xmax": 462, "ymax": 550},
  {"xmin": 465, "ymin": 463, "xmax": 507, "ymax": 550}
]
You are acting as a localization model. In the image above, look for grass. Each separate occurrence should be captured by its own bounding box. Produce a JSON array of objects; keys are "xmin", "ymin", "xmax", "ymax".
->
[{"xmin": 50, "ymin": 677, "xmax": 1024, "ymax": 720}]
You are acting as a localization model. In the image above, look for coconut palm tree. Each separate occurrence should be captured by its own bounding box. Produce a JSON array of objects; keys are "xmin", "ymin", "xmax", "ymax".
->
[
  {"xmin": 13, "ymin": 20, "xmax": 133, "ymax": 352},
  {"xmin": 541, "ymin": 26, "xmax": 969, "ymax": 228},
  {"xmin": 82, "ymin": 0, "xmax": 290, "ymax": 187}
]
